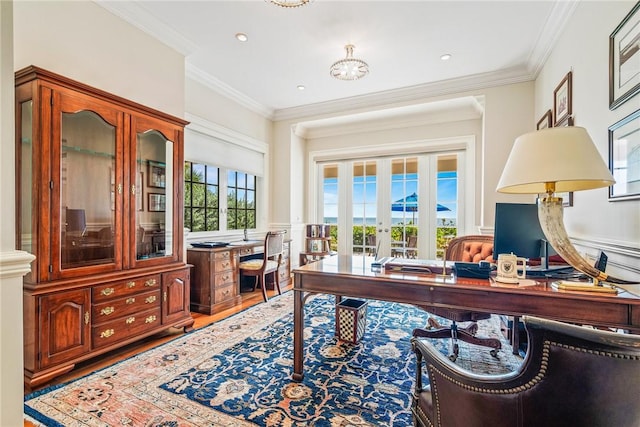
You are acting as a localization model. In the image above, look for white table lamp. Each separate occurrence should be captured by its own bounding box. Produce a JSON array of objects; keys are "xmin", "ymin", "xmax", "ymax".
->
[{"xmin": 497, "ymin": 126, "xmax": 630, "ymax": 284}]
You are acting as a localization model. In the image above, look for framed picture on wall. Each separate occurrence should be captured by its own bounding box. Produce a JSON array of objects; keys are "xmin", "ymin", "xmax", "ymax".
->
[
  {"xmin": 608, "ymin": 108, "xmax": 640, "ymax": 201},
  {"xmin": 553, "ymin": 71, "xmax": 572, "ymax": 126},
  {"xmin": 148, "ymin": 193, "xmax": 166, "ymax": 212},
  {"xmin": 148, "ymin": 161, "xmax": 166, "ymax": 189},
  {"xmin": 536, "ymin": 110, "xmax": 552, "ymax": 130},
  {"xmin": 609, "ymin": 2, "xmax": 640, "ymax": 110}
]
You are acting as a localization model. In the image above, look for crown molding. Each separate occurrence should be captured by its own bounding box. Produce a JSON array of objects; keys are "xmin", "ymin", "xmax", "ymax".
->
[
  {"xmin": 274, "ymin": 67, "xmax": 534, "ymax": 122},
  {"xmin": 95, "ymin": 1, "xmax": 199, "ymax": 55},
  {"xmin": 526, "ymin": 0, "xmax": 579, "ymax": 76},
  {"xmin": 186, "ymin": 64, "xmax": 275, "ymax": 120}
]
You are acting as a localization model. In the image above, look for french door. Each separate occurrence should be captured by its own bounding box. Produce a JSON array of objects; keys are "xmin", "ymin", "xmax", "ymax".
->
[{"xmin": 319, "ymin": 152, "xmax": 461, "ymax": 259}]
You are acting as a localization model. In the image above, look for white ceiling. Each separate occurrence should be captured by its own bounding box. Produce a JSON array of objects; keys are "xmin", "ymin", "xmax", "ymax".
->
[{"xmin": 98, "ymin": 1, "xmax": 577, "ymax": 120}]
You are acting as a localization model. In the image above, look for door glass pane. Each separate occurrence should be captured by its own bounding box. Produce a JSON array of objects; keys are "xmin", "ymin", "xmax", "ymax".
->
[
  {"xmin": 322, "ymin": 164, "xmax": 338, "ymax": 252},
  {"xmin": 137, "ymin": 131, "xmax": 173, "ymax": 259},
  {"xmin": 20, "ymin": 101, "xmax": 34, "ymax": 254},
  {"xmin": 437, "ymin": 155, "xmax": 458, "ymax": 259},
  {"xmin": 353, "ymin": 161, "xmax": 377, "ymax": 255},
  {"xmin": 390, "ymin": 157, "xmax": 418, "ymax": 258},
  {"xmin": 60, "ymin": 111, "xmax": 115, "ymax": 269}
]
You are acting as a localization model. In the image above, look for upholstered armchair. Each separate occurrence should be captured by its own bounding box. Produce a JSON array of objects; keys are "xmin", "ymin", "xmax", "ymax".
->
[
  {"xmin": 411, "ymin": 315, "xmax": 640, "ymax": 427},
  {"xmin": 416, "ymin": 235, "xmax": 500, "ymax": 361}
]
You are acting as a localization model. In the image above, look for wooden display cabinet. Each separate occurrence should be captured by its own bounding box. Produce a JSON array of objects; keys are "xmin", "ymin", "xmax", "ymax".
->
[{"xmin": 15, "ymin": 66, "xmax": 194, "ymax": 387}]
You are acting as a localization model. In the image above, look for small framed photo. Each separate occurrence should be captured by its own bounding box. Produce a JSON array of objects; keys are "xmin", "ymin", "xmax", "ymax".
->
[
  {"xmin": 148, "ymin": 161, "xmax": 166, "ymax": 189},
  {"xmin": 148, "ymin": 193, "xmax": 166, "ymax": 212},
  {"xmin": 609, "ymin": 2, "xmax": 640, "ymax": 109},
  {"xmin": 536, "ymin": 109, "xmax": 552, "ymax": 130},
  {"xmin": 608, "ymin": 108, "xmax": 640, "ymax": 201},
  {"xmin": 553, "ymin": 71, "xmax": 572, "ymax": 126}
]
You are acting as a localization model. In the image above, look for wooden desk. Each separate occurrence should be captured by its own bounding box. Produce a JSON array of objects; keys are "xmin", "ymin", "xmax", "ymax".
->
[
  {"xmin": 187, "ymin": 240, "xmax": 291, "ymax": 314},
  {"xmin": 292, "ymin": 255, "xmax": 640, "ymax": 381}
]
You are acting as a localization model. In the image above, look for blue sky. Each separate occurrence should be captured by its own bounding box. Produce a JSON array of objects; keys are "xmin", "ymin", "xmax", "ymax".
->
[{"xmin": 323, "ymin": 171, "xmax": 457, "ymax": 222}]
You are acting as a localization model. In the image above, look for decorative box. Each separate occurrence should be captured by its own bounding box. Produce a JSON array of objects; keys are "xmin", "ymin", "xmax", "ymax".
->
[{"xmin": 336, "ymin": 298, "xmax": 368, "ymax": 344}]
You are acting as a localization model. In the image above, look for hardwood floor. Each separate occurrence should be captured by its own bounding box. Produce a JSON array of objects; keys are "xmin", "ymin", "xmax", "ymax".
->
[{"xmin": 24, "ymin": 281, "xmax": 293, "ymax": 426}]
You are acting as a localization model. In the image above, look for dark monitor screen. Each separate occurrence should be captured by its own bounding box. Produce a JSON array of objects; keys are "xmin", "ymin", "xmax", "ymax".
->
[{"xmin": 493, "ymin": 202, "xmax": 556, "ymax": 261}]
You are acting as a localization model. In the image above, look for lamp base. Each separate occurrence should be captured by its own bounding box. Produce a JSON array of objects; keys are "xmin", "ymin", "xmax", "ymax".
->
[{"xmin": 537, "ymin": 197, "xmax": 633, "ymax": 284}]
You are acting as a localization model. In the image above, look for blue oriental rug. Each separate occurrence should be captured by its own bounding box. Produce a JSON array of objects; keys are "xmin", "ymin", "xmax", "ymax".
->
[{"xmin": 25, "ymin": 292, "xmax": 521, "ymax": 426}]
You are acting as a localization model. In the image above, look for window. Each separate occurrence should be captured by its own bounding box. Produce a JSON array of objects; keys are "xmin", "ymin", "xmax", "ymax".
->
[
  {"xmin": 184, "ymin": 162, "xmax": 219, "ymax": 232},
  {"xmin": 227, "ymin": 170, "xmax": 256, "ymax": 230}
]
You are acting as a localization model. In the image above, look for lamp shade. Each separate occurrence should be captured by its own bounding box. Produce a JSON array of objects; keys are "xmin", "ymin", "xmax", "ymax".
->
[{"xmin": 496, "ymin": 127, "xmax": 615, "ymax": 194}]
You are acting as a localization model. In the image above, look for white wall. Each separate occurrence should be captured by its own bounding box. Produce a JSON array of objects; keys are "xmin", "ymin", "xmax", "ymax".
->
[
  {"xmin": 534, "ymin": 1, "xmax": 639, "ymax": 279},
  {"xmin": 13, "ymin": 1, "xmax": 185, "ymax": 117}
]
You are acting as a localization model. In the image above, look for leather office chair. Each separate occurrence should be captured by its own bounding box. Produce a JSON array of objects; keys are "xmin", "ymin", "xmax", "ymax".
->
[
  {"xmin": 238, "ymin": 230, "xmax": 286, "ymax": 302},
  {"xmin": 411, "ymin": 315, "xmax": 640, "ymax": 427},
  {"xmin": 414, "ymin": 235, "xmax": 500, "ymax": 361}
]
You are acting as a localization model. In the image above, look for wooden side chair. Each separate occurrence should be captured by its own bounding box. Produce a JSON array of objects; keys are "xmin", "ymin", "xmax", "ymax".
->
[
  {"xmin": 238, "ymin": 230, "xmax": 286, "ymax": 302},
  {"xmin": 411, "ymin": 315, "xmax": 640, "ymax": 427},
  {"xmin": 414, "ymin": 235, "xmax": 501, "ymax": 361}
]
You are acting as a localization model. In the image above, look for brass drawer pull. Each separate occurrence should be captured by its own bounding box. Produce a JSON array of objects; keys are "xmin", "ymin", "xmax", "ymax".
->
[
  {"xmin": 101, "ymin": 306, "xmax": 115, "ymax": 316},
  {"xmin": 145, "ymin": 295, "xmax": 157, "ymax": 304},
  {"xmin": 84, "ymin": 311, "xmax": 90, "ymax": 325},
  {"xmin": 145, "ymin": 315, "xmax": 157, "ymax": 324},
  {"xmin": 100, "ymin": 329, "xmax": 115, "ymax": 338},
  {"xmin": 145, "ymin": 279, "xmax": 157, "ymax": 287},
  {"xmin": 126, "ymin": 297, "xmax": 136, "ymax": 305},
  {"xmin": 126, "ymin": 281, "xmax": 136, "ymax": 289},
  {"xmin": 222, "ymin": 261, "xmax": 230, "ymax": 268},
  {"xmin": 101, "ymin": 287, "xmax": 114, "ymax": 296},
  {"xmin": 223, "ymin": 289, "xmax": 230, "ymax": 296},
  {"xmin": 126, "ymin": 316, "xmax": 135, "ymax": 324}
]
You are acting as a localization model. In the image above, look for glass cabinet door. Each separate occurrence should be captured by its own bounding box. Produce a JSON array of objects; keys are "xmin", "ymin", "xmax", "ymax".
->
[
  {"xmin": 132, "ymin": 116, "xmax": 177, "ymax": 265},
  {"xmin": 53, "ymin": 92, "xmax": 123, "ymax": 277}
]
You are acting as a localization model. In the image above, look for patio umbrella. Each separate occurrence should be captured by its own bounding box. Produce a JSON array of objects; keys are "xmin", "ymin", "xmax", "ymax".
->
[{"xmin": 391, "ymin": 192, "xmax": 449, "ymax": 222}]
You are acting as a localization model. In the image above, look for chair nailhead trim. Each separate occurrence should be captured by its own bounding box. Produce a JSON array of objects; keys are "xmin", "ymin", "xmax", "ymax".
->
[{"xmin": 429, "ymin": 337, "xmax": 640, "ymax": 423}]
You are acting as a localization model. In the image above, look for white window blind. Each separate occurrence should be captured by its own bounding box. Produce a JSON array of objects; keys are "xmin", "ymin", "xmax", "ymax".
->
[{"xmin": 184, "ymin": 127, "xmax": 265, "ymax": 177}]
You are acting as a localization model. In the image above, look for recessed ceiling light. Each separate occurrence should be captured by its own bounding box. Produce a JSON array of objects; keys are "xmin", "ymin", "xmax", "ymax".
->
[
  {"xmin": 297, "ymin": 85, "xmax": 305, "ymax": 91},
  {"xmin": 440, "ymin": 54, "xmax": 452, "ymax": 61},
  {"xmin": 235, "ymin": 33, "xmax": 248, "ymax": 42}
]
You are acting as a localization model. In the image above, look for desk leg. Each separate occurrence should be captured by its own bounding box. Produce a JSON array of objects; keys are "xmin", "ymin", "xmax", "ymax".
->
[
  {"xmin": 512, "ymin": 316, "xmax": 520, "ymax": 355},
  {"xmin": 293, "ymin": 286, "xmax": 305, "ymax": 382}
]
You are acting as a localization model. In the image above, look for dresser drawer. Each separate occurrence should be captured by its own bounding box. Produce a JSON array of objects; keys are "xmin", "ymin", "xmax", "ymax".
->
[
  {"xmin": 92, "ymin": 289, "xmax": 161, "ymax": 323},
  {"xmin": 214, "ymin": 269, "xmax": 236, "ymax": 286},
  {"xmin": 214, "ymin": 282, "xmax": 236, "ymax": 303},
  {"xmin": 214, "ymin": 257, "xmax": 235, "ymax": 272},
  {"xmin": 92, "ymin": 275, "xmax": 161, "ymax": 302},
  {"xmin": 92, "ymin": 307, "xmax": 161, "ymax": 349}
]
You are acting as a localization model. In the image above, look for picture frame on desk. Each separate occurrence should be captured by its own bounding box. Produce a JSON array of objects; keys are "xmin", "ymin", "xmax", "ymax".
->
[
  {"xmin": 608, "ymin": 108, "xmax": 640, "ymax": 201},
  {"xmin": 553, "ymin": 71, "xmax": 572, "ymax": 126},
  {"xmin": 609, "ymin": 2, "xmax": 640, "ymax": 110}
]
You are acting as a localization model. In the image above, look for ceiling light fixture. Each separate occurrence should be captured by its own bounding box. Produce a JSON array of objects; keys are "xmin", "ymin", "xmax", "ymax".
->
[
  {"xmin": 330, "ymin": 44, "xmax": 369, "ymax": 81},
  {"xmin": 235, "ymin": 33, "xmax": 248, "ymax": 42},
  {"xmin": 266, "ymin": 0, "xmax": 312, "ymax": 8},
  {"xmin": 440, "ymin": 53, "xmax": 452, "ymax": 61}
]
